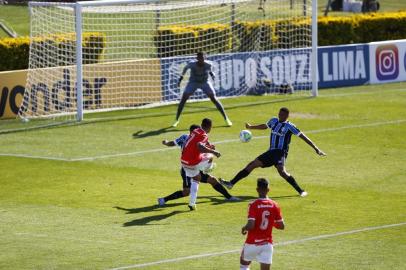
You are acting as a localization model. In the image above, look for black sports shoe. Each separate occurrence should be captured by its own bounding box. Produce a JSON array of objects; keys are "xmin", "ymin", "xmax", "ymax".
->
[{"xmin": 219, "ymin": 178, "xmax": 234, "ymax": 190}]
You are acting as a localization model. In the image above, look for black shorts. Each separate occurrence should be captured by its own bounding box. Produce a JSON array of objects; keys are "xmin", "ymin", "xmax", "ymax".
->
[
  {"xmin": 257, "ymin": 149, "xmax": 287, "ymax": 168},
  {"xmin": 180, "ymin": 168, "xmax": 209, "ymax": 189}
]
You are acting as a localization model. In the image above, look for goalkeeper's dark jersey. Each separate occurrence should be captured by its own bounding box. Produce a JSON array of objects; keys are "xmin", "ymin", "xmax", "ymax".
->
[{"xmin": 266, "ymin": 117, "xmax": 301, "ymax": 152}]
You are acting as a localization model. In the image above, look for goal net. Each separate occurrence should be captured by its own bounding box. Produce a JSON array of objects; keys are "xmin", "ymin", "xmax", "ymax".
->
[{"xmin": 19, "ymin": 0, "xmax": 317, "ymax": 123}]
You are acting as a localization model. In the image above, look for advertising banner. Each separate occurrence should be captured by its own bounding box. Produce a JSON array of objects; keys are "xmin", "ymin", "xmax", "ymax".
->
[
  {"xmin": 160, "ymin": 49, "xmax": 313, "ymax": 101},
  {"xmin": 0, "ymin": 59, "xmax": 162, "ymax": 119},
  {"xmin": 369, "ymin": 39, "xmax": 406, "ymax": 84},
  {"xmin": 318, "ymin": 44, "xmax": 370, "ymax": 88}
]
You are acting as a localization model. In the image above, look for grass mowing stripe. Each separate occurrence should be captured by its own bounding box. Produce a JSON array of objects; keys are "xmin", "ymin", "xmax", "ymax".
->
[
  {"xmin": 13, "ymin": 232, "xmax": 111, "ymax": 244},
  {"xmin": 1, "ymin": 119, "xmax": 405, "ymax": 161},
  {"xmin": 71, "ymin": 119, "xmax": 406, "ymax": 161},
  {"xmin": 108, "ymin": 222, "xmax": 406, "ymax": 270}
]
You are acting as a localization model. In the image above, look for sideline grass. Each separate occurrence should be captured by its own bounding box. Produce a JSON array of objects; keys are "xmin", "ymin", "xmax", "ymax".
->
[{"xmin": 0, "ymin": 83, "xmax": 405, "ymax": 269}]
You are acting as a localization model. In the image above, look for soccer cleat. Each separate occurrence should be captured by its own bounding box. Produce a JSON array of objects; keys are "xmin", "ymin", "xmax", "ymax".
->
[
  {"xmin": 227, "ymin": 196, "xmax": 241, "ymax": 201},
  {"xmin": 300, "ymin": 191, "xmax": 308, "ymax": 197},
  {"xmin": 225, "ymin": 118, "xmax": 233, "ymax": 127},
  {"xmin": 188, "ymin": 204, "xmax": 196, "ymax": 211},
  {"xmin": 172, "ymin": 120, "xmax": 180, "ymax": 127},
  {"xmin": 158, "ymin": 198, "xmax": 165, "ymax": 206},
  {"xmin": 219, "ymin": 178, "xmax": 234, "ymax": 190}
]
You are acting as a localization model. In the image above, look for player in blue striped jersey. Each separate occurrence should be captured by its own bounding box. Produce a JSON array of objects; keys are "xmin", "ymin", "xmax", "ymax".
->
[
  {"xmin": 220, "ymin": 107, "xmax": 326, "ymax": 197},
  {"xmin": 158, "ymin": 124, "xmax": 239, "ymax": 206},
  {"xmin": 172, "ymin": 52, "xmax": 233, "ymax": 127}
]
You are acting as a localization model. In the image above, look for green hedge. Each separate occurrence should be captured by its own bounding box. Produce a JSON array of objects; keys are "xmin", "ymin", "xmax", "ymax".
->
[
  {"xmin": 156, "ymin": 11, "xmax": 406, "ymax": 57},
  {"xmin": 155, "ymin": 23, "xmax": 232, "ymax": 58},
  {"xmin": 0, "ymin": 32, "xmax": 105, "ymax": 71},
  {"xmin": 318, "ymin": 11, "xmax": 406, "ymax": 45}
]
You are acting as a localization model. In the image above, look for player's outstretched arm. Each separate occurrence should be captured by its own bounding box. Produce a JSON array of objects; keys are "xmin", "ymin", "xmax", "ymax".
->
[
  {"xmin": 245, "ymin": 123, "xmax": 268, "ymax": 130},
  {"xmin": 198, "ymin": 142, "xmax": 221, "ymax": 157},
  {"xmin": 162, "ymin": 140, "xmax": 176, "ymax": 147},
  {"xmin": 298, "ymin": 133, "xmax": 326, "ymax": 156},
  {"xmin": 178, "ymin": 63, "xmax": 190, "ymax": 87}
]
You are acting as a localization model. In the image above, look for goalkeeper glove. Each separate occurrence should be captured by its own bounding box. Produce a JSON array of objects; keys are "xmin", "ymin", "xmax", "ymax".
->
[{"xmin": 178, "ymin": 76, "xmax": 183, "ymax": 87}]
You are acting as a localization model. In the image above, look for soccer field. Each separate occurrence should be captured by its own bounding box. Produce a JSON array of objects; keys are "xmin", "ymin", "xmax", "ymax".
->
[{"xmin": 0, "ymin": 83, "xmax": 406, "ymax": 269}]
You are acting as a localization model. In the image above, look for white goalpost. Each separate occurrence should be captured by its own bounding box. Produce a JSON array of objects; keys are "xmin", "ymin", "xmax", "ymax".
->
[{"xmin": 19, "ymin": 0, "xmax": 318, "ymax": 123}]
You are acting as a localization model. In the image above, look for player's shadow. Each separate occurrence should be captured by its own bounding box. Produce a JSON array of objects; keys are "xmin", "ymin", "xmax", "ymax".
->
[
  {"xmin": 132, "ymin": 126, "xmax": 190, "ymax": 139},
  {"xmin": 123, "ymin": 210, "xmax": 188, "ymax": 226},
  {"xmin": 199, "ymin": 195, "xmax": 256, "ymax": 205},
  {"xmin": 201, "ymin": 194, "xmax": 299, "ymax": 205},
  {"xmin": 114, "ymin": 203, "xmax": 188, "ymax": 226}
]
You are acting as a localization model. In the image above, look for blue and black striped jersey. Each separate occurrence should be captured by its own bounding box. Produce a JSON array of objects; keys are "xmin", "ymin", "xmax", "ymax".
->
[
  {"xmin": 266, "ymin": 117, "xmax": 301, "ymax": 152},
  {"xmin": 174, "ymin": 134, "xmax": 189, "ymax": 149}
]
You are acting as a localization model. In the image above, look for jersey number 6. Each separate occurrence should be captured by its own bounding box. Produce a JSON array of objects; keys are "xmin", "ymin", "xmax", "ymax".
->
[{"xmin": 259, "ymin": 210, "xmax": 271, "ymax": 230}]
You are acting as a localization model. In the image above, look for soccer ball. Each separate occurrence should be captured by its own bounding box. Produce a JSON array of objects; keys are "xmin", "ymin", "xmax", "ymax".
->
[{"xmin": 239, "ymin": 130, "xmax": 252, "ymax": 143}]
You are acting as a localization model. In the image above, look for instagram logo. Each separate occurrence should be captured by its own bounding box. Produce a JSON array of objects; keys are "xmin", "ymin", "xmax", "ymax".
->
[{"xmin": 376, "ymin": 44, "xmax": 399, "ymax": 80}]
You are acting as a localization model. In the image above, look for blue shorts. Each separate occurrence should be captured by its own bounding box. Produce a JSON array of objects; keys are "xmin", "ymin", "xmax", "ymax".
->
[{"xmin": 184, "ymin": 82, "xmax": 215, "ymax": 96}]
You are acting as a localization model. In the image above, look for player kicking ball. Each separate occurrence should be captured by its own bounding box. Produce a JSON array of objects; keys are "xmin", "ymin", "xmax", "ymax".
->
[
  {"xmin": 158, "ymin": 124, "xmax": 239, "ymax": 206},
  {"xmin": 240, "ymin": 178, "xmax": 285, "ymax": 270},
  {"xmin": 220, "ymin": 107, "xmax": 326, "ymax": 197},
  {"xmin": 181, "ymin": 118, "xmax": 221, "ymax": 210},
  {"xmin": 172, "ymin": 52, "xmax": 232, "ymax": 127}
]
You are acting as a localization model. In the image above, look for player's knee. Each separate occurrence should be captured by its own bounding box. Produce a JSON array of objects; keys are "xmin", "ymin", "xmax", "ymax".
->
[
  {"xmin": 277, "ymin": 168, "xmax": 289, "ymax": 178},
  {"xmin": 207, "ymin": 177, "xmax": 217, "ymax": 185},
  {"xmin": 183, "ymin": 189, "xmax": 190, "ymax": 196},
  {"xmin": 247, "ymin": 160, "xmax": 260, "ymax": 171}
]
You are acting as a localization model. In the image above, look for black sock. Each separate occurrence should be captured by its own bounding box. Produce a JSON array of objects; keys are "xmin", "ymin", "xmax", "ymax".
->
[
  {"xmin": 164, "ymin": 190, "xmax": 185, "ymax": 202},
  {"xmin": 213, "ymin": 183, "xmax": 232, "ymax": 199},
  {"xmin": 230, "ymin": 169, "xmax": 250, "ymax": 185},
  {"xmin": 285, "ymin": 176, "xmax": 304, "ymax": 194}
]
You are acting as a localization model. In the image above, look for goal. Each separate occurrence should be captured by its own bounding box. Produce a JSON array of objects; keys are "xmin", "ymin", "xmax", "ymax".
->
[{"xmin": 19, "ymin": 0, "xmax": 317, "ymax": 123}]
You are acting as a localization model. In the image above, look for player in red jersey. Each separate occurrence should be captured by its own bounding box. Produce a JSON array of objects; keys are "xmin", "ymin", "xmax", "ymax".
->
[
  {"xmin": 240, "ymin": 178, "xmax": 285, "ymax": 270},
  {"xmin": 181, "ymin": 118, "xmax": 221, "ymax": 210}
]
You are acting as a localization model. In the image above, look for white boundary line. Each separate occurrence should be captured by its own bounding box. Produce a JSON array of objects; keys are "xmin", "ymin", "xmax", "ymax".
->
[
  {"xmin": 1, "ymin": 119, "xmax": 405, "ymax": 162},
  {"xmin": 108, "ymin": 222, "xmax": 406, "ymax": 270}
]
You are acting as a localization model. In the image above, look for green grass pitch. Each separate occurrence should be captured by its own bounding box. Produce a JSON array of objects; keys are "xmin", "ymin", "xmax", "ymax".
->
[{"xmin": 0, "ymin": 83, "xmax": 406, "ymax": 269}]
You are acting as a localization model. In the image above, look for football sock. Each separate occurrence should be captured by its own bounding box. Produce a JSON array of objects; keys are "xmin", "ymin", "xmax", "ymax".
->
[
  {"xmin": 189, "ymin": 180, "xmax": 199, "ymax": 205},
  {"xmin": 230, "ymin": 169, "xmax": 250, "ymax": 185},
  {"xmin": 212, "ymin": 98, "xmax": 228, "ymax": 120},
  {"xmin": 163, "ymin": 190, "xmax": 185, "ymax": 202},
  {"xmin": 240, "ymin": 265, "xmax": 250, "ymax": 270},
  {"xmin": 213, "ymin": 183, "xmax": 232, "ymax": 199},
  {"xmin": 175, "ymin": 98, "xmax": 187, "ymax": 121},
  {"xmin": 285, "ymin": 175, "xmax": 304, "ymax": 194}
]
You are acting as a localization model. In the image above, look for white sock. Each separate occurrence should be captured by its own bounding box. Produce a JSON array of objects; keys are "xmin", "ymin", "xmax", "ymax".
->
[
  {"xmin": 240, "ymin": 265, "xmax": 250, "ymax": 270},
  {"xmin": 189, "ymin": 180, "xmax": 199, "ymax": 205}
]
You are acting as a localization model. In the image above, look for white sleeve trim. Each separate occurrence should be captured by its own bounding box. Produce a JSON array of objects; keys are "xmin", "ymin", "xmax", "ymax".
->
[
  {"xmin": 248, "ymin": 218, "xmax": 256, "ymax": 220},
  {"xmin": 275, "ymin": 219, "xmax": 284, "ymax": 222},
  {"xmin": 296, "ymin": 132, "xmax": 302, "ymax": 137}
]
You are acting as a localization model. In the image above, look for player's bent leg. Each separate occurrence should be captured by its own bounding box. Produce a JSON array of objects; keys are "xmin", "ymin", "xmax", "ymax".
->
[
  {"xmin": 240, "ymin": 248, "xmax": 251, "ymax": 270},
  {"xmin": 220, "ymin": 159, "xmax": 263, "ymax": 189},
  {"xmin": 173, "ymin": 92, "xmax": 192, "ymax": 126},
  {"xmin": 205, "ymin": 175, "xmax": 234, "ymax": 200},
  {"xmin": 276, "ymin": 165, "xmax": 306, "ymax": 196},
  {"xmin": 182, "ymin": 188, "xmax": 190, "ymax": 196},
  {"xmin": 206, "ymin": 92, "xmax": 232, "ymax": 126},
  {"xmin": 260, "ymin": 263, "xmax": 271, "ymax": 270},
  {"xmin": 188, "ymin": 173, "xmax": 201, "ymax": 210}
]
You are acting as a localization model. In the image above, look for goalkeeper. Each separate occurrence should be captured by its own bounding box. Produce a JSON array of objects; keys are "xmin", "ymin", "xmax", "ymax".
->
[{"xmin": 172, "ymin": 52, "xmax": 233, "ymax": 127}]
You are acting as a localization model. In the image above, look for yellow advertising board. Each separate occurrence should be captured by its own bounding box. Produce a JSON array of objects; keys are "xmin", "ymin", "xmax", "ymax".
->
[
  {"xmin": 0, "ymin": 70, "xmax": 27, "ymax": 119},
  {"xmin": 0, "ymin": 59, "xmax": 162, "ymax": 119}
]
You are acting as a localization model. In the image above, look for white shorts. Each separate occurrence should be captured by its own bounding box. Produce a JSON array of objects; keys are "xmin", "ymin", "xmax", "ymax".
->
[
  {"xmin": 241, "ymin": 243, "xmax": 273, "ymax": 265},
  {"xmin": 182, "ymin": 154, "xmax": 213, "ymax": 178}
]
